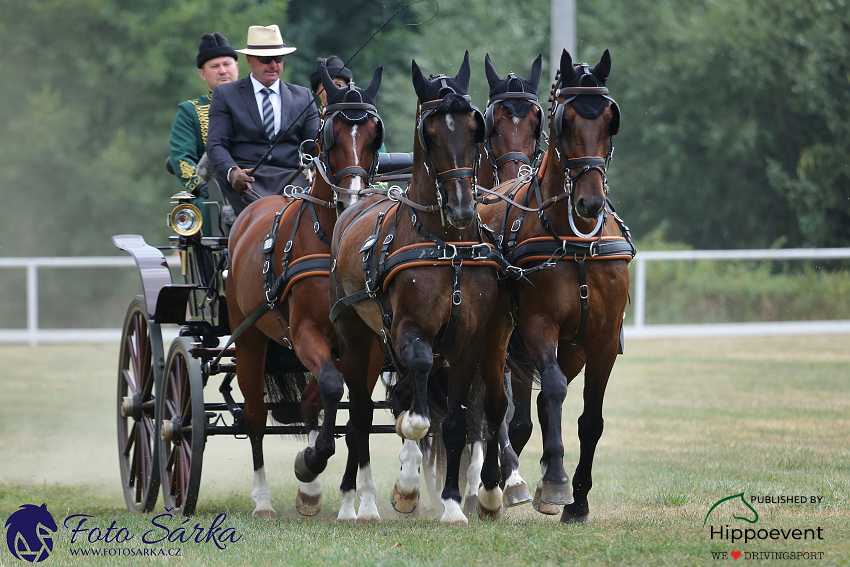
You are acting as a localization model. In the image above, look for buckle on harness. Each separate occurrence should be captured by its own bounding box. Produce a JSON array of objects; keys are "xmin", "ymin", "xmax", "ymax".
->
[
  {"xmin": 452, "ymin": 290, "xmax": 462, "ymax": 306},
  {"xmin": 262, "ymin": 260, "xmax": 270, "ymax": 274},
  {"xmin": 439, "ymin": 243, "xmax": 458, "ymax": 261},
  {"xmin": 471, "ymin": 243, "xmax": 491, "ymax": 260},
  {"xmin": 265, "ymin": 289, "xmax": 276, "ymax": 304},
  {"xmin": 589, "ymin": 240, "xmax": 601, "ymax": 257},
  {"xmin": 579, "ymin": 284, "xmax": 589, "ymax": 300}
]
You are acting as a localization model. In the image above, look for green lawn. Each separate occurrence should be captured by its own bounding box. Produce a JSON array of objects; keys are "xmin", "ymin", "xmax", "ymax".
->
[{"xmin": 1, "ymin": 336, "xmax": 848, "ymax": 566}]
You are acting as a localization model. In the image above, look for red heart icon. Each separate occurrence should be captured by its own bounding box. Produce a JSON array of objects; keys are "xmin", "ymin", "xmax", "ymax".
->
[{"xmin": 731, "ymin": 551, "xmax": 742, "ymax": 560}]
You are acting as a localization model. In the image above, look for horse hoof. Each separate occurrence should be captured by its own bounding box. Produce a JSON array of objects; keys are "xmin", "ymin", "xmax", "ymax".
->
[
  {"xmin": 532, "ymin": 486, "xmax": 561, "ymax": 515},
  {"xmin": 252, "ymin": 509, "xmax": 278, "ymax": 521},
  {"xmin": 461, "ymin": 494, "xmax": 478, "ymax": 517},
  {"xmin": 539, "ymin": 480, "xmax": 574, "ymax": 506},
  {"xmin": 391, "ymin": 485, "xmax": 419, "ymax": 514},
  {"xmin": 294, "ymin": 450, "xmax": 318, "ymax": 483},
  {"xmin": 561, "ymin": 503, "xmax": 590, "ymax": 523},
  {"xmin": 355, "ymin": 515, "xmax": 381, "ymax": 523},
  {"xmin": 477, "ymin": 501, "xmax": 502, "ymax": 521},
  {"xmin": 503, "ymin": 482, "xmax": 532, "ymax": 508},
  {"xmin": 295, "ymin": 490, "xmax": 322, "ymax": 517}
]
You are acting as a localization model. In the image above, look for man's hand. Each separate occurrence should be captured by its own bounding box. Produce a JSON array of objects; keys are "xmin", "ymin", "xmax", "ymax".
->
[{"xmin": 229, "ymin": 168, "xmax": 255, "ymax": 194}]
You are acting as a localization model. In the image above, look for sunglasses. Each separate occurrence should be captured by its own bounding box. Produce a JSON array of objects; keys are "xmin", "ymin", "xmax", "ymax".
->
[{"xmin": 255, "ymin": 55, "xmax": 284, "ymax": 64}]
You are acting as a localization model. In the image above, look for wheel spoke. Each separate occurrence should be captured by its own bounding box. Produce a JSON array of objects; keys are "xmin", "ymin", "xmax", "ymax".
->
[
  {"xmin": 121, "ymin": 368, "xmax": 137, "ymax": 394},
  {"xmin": 123, "ymin": 421, "xmax": 137, "ymax": 457},
  {"xmin": 164, "ymin": 398, "xmax": 179, "ymax": 422}
]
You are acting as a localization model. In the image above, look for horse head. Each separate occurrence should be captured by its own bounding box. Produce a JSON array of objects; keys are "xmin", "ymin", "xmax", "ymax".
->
[
  {"xmin": 550, "ymin": 48, "xmax": 620, "ymax": 225},
  {"xmin": 411, "ymin": 51, "xmax": 485, "ymax": 229},
  {"xmin": 317, "ymin": 63, "xmax": 384, "ymax": 213},
  {"xmin": 483, "ymin": 53, "xmax": 544, "ymax": 184}
]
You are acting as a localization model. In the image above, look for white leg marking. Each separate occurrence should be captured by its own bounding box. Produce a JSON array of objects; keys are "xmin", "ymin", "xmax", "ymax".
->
[
  {"xmin": 356, "ymin": 464, "xmax": 381, "ymax": 521},
  {"xmin": 395, "ymin": 439, "xmax": 422, "ymax": 494},
  {"xmin": 440, "ymin": 498, "xmax": 468, "ymax": 524},
  {"xmin": 251, "ymin": 466, "xmax": 276, "ymax": 516},
  {"xmin": 478, "ymin": 485, "xmax": 504, "ymax": 512},
  {"xmin": 337, "ymin": 488, "xmax": 357, "ymax": 521},
  {"xmin": 401, "ymin": 411, "xmax": 430, "ymax": 441},
  {"xmin": 465, "ymin": 442, "xmax": 484, "ymax": 498},
  {"xmin": 504, "ymin": 469, "xmax": 526, "ymax": 488}
]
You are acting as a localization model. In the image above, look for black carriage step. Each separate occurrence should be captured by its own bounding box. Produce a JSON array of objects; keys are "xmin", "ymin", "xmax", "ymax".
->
[
  {"xmin": 204, "ymin": 400, "xmax": 392, "ymax": 412},
  {"xmin": 205, "ymin": 424, "xmax": 397, "ymax": 436}
]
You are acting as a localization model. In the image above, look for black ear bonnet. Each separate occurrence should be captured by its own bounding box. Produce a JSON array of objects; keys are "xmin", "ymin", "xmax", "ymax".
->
[
  {"xmin": 320, "ymin": 64, "xmax": 385, "ymax": 153},
  {"xmin": 412, "ymin": 53, "xmax": 485, "ymax": 152},
  {"xmin": 552, "ymin": 50, "xmax": 620, "ymax": 138},
  {"xmin": 484, "ymin": 53, "xmax": 543, "ymax": 137}
]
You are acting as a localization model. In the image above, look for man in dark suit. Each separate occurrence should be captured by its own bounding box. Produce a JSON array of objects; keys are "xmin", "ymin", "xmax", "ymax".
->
[{"xmin": 207, "ymin": 24, "xmax": 319, "ymax": 217}]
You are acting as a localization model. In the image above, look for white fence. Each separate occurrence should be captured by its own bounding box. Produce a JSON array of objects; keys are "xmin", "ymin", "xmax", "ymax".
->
[{"xmin": 1, "ymin": 249, "xmax": 850, "ymax": 345}]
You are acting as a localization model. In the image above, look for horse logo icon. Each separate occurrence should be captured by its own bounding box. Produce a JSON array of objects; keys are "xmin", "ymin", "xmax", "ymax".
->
[
  {"xmin": 704, "ymin": 492, "xmax": 759, "ymax": 526},
  {"xmin": 5, "ymin": 504, "xmax": 58, "ymax": 563}
]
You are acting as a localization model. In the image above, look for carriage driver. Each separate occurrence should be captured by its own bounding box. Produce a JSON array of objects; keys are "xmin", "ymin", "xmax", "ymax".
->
[
  {"xmin": 207, "ymin": 24, "xmax": 319, "ymax": 218},
  {"xmin": 169, "ymin": 32, "xmax": 239, "ymax": 235}
]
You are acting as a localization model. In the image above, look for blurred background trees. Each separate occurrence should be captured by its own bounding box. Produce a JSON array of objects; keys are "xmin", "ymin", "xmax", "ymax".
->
[{"xmin": 0, "ymin": 0, "xmax": 847, "ymax": 257}]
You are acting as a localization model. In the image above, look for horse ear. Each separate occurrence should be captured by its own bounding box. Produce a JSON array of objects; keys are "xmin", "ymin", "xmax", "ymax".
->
[
  {"xmin": 559, "ymin": 49, "xmax": 575, "ymax": 84},
  {"xmin": 592, "ymin": 49, "xmax": 611, "ymax": 84},
  {"xmin": 364, "ymin": 65, "xmax": 384, "ymax": 101},
  {"xmin": 319, "ymin": 64, "xmax": 343, "ymax": 100},
  {"xmin": 455, "ymin": 50, "xmax": 471, "ymax": 93},
  {"xmin": 484, "ymin": 53, "xmax": 501, "ymax": 90},
  {"xmin": 528, "ymin": 54, "xmax": 543, "ymax": 93},
  {"xmin": 411, "ymin": 59, "xmax": 430, "ymax": 102}
]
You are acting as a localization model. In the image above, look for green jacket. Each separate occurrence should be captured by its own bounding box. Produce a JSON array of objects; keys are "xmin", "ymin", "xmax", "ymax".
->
[{"xmin": 169, "ymin": 92, "xmax": 212, "ymax": 194}]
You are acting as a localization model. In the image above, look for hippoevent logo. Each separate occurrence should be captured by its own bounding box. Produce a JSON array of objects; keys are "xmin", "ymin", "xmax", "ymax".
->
[
  {"xmin": 5, "ymin": 504, "xmax": 58, "ymax": 563},
  {"xmin": 705, "ymin": 492, "xmax": 826, "ymax": 561}
]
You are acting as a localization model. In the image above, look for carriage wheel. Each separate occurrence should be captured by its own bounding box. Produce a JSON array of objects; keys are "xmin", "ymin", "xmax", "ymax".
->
[
  {"xmin": 158, "ymin": 337, "xmax": 206, "ymax": 516},
  {"xmin": 117, "ymin": 296, "xmax": 163, "ymax": 512}
]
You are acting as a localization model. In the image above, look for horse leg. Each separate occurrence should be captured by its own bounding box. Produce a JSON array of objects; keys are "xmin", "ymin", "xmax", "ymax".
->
[
  {"xmin": 461, "ymin": 441, "xmax": 483, "ymax": 516},
  {"xmin": 235, "ymin": 327, "xmax": 277, "ymax": 519},
  {"xmin": 439, "ymin": 393, "xmax": 471, "ymax": 524},
  {"xmin": 296, "ymin": 378, "xmax": 323, "ymax": 516},
  {"xmin": 561, "ymin": 349, "xmax": 615, "ymax": 523},
  {"xmin": 527, "ymin": 330, "xmax": 581, "ymax": 515},
  {"xmin": 477, "ymin": 338, "xmax": 510, "ymax": 521},
  {"xmin": 336, "ymin": 317, "xmax": 380, "ymax": 522},
  {"xmin": 391, "ymin": 438, "xmax": 422, "ymax": 514},
  {"xmin": 337, "ymin": 420, "xmax": 359, "ymax": 521},
  {"xmin": 393, "ymin": 324, "xmax": 433, "ymax": 441},
  {"xmin": 500, "ymin": 362, "xmax": 533, "ymax": 507}
]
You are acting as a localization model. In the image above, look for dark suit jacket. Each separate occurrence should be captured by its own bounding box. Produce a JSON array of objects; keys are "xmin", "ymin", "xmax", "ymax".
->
[{"xmin": 207, "ymin": 75, "xmax": 319, "ymax": 214}]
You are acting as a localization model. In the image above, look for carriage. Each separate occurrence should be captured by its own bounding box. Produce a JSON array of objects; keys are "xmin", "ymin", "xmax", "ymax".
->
[
  {"xmin": 114, "ymin": 49, "xmax": 634, "ymax": 523},
  {"xmin": 113, "ymin": 151, "xmax": 412, "ymax": 516}
]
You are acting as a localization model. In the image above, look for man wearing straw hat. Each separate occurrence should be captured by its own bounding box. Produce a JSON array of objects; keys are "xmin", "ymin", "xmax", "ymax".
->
[{"xmin": 207, "ymin": 24, "xmax": 319, "ymax": 217}]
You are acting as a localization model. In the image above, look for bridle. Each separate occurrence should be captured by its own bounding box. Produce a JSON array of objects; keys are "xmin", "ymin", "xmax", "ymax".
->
[
  {"xmin": 483, "ymin": 79, "xmax": 544, "ymax": 185},
  {"xmin": 416, "ymin": 77, "xmax": 485, "ymax": 223},
  {"xmin": 319, "ymin": 93, "xmax": 384, "ymax": 188},
  {"xmin": 550, "ymin": 63, "xmax": 620, "ymax": 238}
]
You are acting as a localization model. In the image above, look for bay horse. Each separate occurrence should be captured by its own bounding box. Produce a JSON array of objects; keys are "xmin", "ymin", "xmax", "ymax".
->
[
  {"xmin": 225, "ymin": 64, "xmax": 384, "ymax": 519},
  {"xmin": 478, "ymin": 48, "xmax": 634, "ymax": 522},
  {"xmin": 329, "ymin": 51, "xmax": 513, "ymax": 524},
  {"xmin": 450, "ymin": 53, "xmax": 545, "ymax": 514}
]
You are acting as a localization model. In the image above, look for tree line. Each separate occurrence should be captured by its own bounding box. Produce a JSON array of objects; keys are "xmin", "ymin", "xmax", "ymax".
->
[{"xmin": 1, "ymin": 0, "xmax": 846, "ymax": 258}]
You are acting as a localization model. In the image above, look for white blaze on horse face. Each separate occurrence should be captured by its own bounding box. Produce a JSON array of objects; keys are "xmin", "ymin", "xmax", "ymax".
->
[
  {"xmin": 350, "ymin": 125, "xmax": 360, "ymax": 166},
  {"xmin": 251, "ymin": 467, "xmax": 276, "ymax": 517},
  {"xmin": 445, "ymin": 114, "xmax": 455, "ymax": 131},
  {"xmin": 356, "ymin": 464, "xmax": 380, "ymax": 521},
  {"xmin": 396, "ymin": 439, "xmax": 422, "ymax": 494}
]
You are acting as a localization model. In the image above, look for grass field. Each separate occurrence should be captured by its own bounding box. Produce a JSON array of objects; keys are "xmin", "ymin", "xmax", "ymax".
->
[{"xmin": 1, "ymin": 336, "xmax": 848, "ymax": 566}]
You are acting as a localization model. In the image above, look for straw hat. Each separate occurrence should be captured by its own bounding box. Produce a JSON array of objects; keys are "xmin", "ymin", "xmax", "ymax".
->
[{"xmin": 236, "ymin": 25, "xmax": 297, "ymax": 57}]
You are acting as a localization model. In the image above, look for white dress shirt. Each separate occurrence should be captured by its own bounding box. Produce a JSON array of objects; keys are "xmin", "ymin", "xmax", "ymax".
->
[{"xmin": 249, "ymin": 74, "xmax": 281, "ymax": 136}]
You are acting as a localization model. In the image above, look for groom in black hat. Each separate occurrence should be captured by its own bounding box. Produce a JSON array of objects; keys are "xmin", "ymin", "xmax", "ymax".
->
[{"xmin": 207, "ymin": 24, "xmax": 319, "ymax": 217}]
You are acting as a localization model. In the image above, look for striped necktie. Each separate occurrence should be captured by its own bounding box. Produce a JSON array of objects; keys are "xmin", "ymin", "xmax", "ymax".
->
[{"xmin": 261, "ymin": 87, "xmax": 275, "ymax": 139}]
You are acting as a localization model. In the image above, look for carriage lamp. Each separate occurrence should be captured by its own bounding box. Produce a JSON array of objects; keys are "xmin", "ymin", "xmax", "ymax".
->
[{"xmin": 168, "ymin": 192, "xmax": 204, "ymax": 236}]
